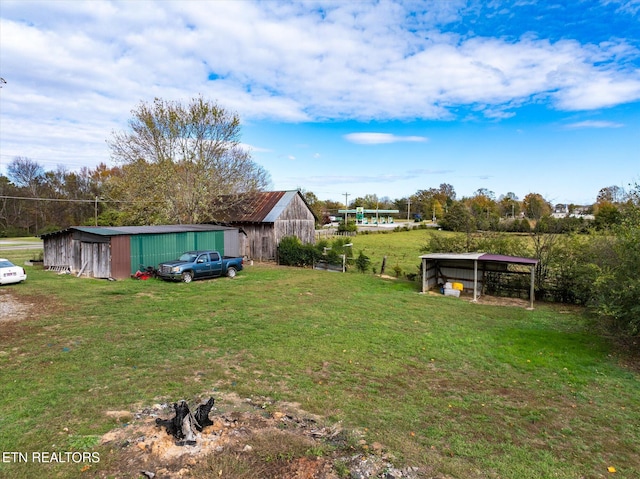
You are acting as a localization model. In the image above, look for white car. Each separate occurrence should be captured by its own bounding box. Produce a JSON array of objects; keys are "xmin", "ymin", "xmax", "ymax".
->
[{"xmin": 0, "ymin": 258, "xmax": 27, "ymax": 285}]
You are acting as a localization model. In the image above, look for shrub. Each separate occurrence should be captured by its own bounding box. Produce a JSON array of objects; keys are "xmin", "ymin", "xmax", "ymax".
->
[
  {"xmin": 392, "ymin": 264, "xmax": 403, "ymax": 278},
  {"xmin": 337, "ymin": 220, "xmax": 357, "ymax": 233},
  {"xmin": 277, "ymin": 236, "xmax": 319, "ymax": 267},
  {"xmin": 355, "ymin": 250, "xmax": 370, "ymax": 273},
  {"xmin": 592, "ymin": 200, "xmax": 640, "ymax": 336}
]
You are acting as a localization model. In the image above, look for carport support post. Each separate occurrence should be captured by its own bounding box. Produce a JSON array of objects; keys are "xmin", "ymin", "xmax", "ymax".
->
[
  {"xmin": 473, "ymin": 259, "xmax": 478, "ymax": 302},
  {"xmin": 528, "ymin": 265, "xmax": 536, "ymax": 310}
]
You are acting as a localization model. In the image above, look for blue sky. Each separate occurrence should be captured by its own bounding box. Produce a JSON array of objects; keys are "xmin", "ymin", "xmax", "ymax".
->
[{"xmin": 1, "ymin": 0, "xmax": 639, "ymax": 205}]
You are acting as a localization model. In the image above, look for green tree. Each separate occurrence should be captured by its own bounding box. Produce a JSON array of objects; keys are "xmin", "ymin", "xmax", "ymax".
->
[
  {"xmin": 593, "ymin": 185, "xmax": 640, "ymax": 335},
  {"xmin": 108, "ymin": 96, "xmax": 270, "ymax": 225},
  {"xmin": 467, "ymin": 189, "xmax": 499, "ymax": 230},
  {"xmin": 440, "ymin": 201, "xmax": 476, "ymax": 250},
  {"xmin": 498, "ymin": 192, "xmax": 521, "ymax": 218},
  {"xmin": 522, "ymin": 193, "xmax": 551, "ymax": 220},
  {"xmin": 594, "ymin": 201, "xmax": 621, "ymax": 230}
]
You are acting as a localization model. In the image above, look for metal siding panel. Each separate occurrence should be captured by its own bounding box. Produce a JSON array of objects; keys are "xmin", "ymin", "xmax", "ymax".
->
[
  {"xmin": 200, "ymin": 230, "xmax": 225, "ymax": 255},
  {"xmin": 129, "ymin": 235, "xmax": 142, "ymax": 274},
  {"xmin": 133, "ymin": 233, "xmax": 179, "ymax": 273},
  {"xmin": 129, "ymin": 231, "xmax": 229, "ymax": 273},
  {"xmin": 224, "ymin": 229, "xmax": 240, "ymax": 257},
  {"xmin": 110, "ymin": 236, "xmax": 131, "ymax": 279}
]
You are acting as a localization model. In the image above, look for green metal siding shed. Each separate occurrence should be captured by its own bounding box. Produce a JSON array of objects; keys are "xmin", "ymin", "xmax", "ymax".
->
[{"xmin": 41, "ymin": 224, "xmax": 240, "ymax": 280}]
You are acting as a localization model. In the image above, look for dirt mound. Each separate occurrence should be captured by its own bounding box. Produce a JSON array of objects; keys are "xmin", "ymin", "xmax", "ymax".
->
[{"xmin": 98, "ymin": 392, "xmax": 423, "ymax": 479}]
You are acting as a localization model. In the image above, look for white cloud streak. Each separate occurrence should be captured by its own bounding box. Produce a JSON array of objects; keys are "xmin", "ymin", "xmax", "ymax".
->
[
  {"xmin": 344, "ymin": 133, "xmax": 428, "ymax": 145},
  {"xmin": 564, "ymin": 120, "xmax": 625, "ymax": 129}
]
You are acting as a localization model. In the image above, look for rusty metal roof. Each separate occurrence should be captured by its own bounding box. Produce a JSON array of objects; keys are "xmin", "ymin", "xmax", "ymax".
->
[{"xmin": 217, "ymin": 190, "xmax": 313, "ymax": 224}]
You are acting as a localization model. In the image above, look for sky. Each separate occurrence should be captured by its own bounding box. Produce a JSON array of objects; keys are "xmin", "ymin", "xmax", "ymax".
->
[{"xmin": 1, "ymin": 0, "xmax": 639, "ymax": 205}]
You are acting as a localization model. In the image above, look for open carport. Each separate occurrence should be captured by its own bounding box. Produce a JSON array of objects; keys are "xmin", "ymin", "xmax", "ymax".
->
[{"xmin": 420, "ymin": 252, "xmax": 539, "ymax": 309}]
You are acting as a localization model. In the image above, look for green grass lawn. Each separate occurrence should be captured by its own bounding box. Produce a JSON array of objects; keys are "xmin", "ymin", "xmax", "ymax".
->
[
  {"xmin": 350, "ymin": 227, "xmax": 445, "ymax": 276},
  {"xmin": 0, "ymin": 247, "xmax": 638, "ymax": 478}
]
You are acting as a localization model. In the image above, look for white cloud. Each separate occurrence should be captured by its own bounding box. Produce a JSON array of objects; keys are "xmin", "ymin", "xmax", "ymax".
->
[
  {"xmin": 1, "ymin": 0, "xmax": 640, "ymax": 173},
  {"xmin": 344, "ymin": 133, "xmax": 428, "ymax": 144},
  {"xmin": 564, "ymin": 120, "xmax": 625, "ymax": 129},
  {"xmin": 3, "ymin": 1, "xmax": 640, "ymax": 124}
]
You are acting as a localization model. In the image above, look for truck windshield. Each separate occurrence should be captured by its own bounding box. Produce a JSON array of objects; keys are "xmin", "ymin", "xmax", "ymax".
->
[{"xmin": 179, "ymin": 253, "xmax": 198, "ymax": 262}]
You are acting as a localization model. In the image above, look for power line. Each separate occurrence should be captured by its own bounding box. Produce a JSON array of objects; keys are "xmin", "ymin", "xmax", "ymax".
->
[
  {"xmin": 0, "ymin": 195, "xmax": 98, "ymax": 203},
  {"xmin": 0, "ymin": 195, "xmax": 141, "ymax": 204}
]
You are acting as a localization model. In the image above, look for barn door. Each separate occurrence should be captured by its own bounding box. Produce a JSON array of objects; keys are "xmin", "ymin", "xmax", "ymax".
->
[{"xmin": 79, "ymin": 242, "xmax": 111, "ymax": 278}]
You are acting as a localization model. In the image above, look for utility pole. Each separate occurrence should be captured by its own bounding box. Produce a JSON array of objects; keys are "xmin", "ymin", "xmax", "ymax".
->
[
  {"xmin": 343, "ymin": 192, "xmax": 350, "ymax": 224},
  {"xmin": 406, "ymin": 197, "xmax": 411, "ymax": 223}
]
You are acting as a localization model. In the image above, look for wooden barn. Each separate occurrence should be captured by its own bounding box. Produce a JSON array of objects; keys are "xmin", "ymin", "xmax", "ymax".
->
[
  {"xmin": 219, "ymin": 190, "xmax": 317, "ymax": 261},
  {"xmin": 40, "ymin": 224, "xmax": 241, "ymax": 280}
]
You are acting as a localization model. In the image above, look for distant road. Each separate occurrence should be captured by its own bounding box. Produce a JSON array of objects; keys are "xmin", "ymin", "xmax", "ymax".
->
[{"xmin": 0, "ymin": 239, "xmax": 43, "ymax": 251}]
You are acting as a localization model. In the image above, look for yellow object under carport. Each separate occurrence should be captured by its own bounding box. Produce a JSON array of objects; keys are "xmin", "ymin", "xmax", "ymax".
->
[{"xmin": 452, "ymin": 282, "xmax": 464, "ymax": 291}]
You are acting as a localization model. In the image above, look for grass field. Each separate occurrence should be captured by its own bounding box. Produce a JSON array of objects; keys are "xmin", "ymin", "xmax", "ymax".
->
[
  {"xmin": 0, "ymin": 243, "xmax": 639, "ymax": 478},
  {"xmin": 350, "ymin": 227, "xmax": 435, "ymax": 276}
]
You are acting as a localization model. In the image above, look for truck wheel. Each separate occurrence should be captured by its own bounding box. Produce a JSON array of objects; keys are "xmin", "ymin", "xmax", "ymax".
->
[
  {"xmin": 181, "ymin": 271, "xmax": 194, "ymax": 283},
  {"xmin": 226, "ymin": 267, "xmax": 237, "ymax": 278}
]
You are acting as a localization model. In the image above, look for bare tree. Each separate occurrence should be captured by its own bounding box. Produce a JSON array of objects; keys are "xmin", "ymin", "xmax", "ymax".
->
[
  {"xmin": 108, "ymin": 96, "xmax": 271, "ymax": 225},
  {"xmin": 6, "ymin": 157, "xmax": 46, "ymax": 233}
]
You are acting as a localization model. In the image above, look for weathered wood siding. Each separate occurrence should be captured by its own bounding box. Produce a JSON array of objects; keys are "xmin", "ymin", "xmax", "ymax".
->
[
  {"xmin": 43, "ymin": 233, "xmax": 73, "ymax": 269},
  {"xmin": 240, "ymin": 224, "xmax": 275, "ymax": 261},
  {"xmin": 43, "ymin": 232, "xmax": 112, "ymax": 278},
  {"xmin": 275, "ymin": 194, "xmax": 316, "ymax": 244},
  {"xmin": 79, "ymin": 242, "xmax": 111, "ymax": 278}
]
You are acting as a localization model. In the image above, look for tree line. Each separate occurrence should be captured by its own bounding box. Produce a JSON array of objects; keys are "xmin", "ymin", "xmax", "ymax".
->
[
  {"xmin": 302, "ymin": 183, "xmax": 628, "ymax": 235},
  {"xmin": 1, "ymin": 95, "xmax": 626, "ymax": 238}
]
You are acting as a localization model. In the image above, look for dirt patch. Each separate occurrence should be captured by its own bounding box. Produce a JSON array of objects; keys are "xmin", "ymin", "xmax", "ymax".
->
[
  {"xmin": 97, "ymin": 391, "xmax": 423, "ymax": 479},
  {"xmin": 467, "ymin": 294, "xmax": 532, "ymax": 308},
  {"xmin": 0, "ymin": 289, "xmax": 34, "ymax": 322}
]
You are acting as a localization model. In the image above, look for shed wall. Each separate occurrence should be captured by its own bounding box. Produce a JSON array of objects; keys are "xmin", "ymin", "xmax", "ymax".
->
[
  {"xmin": 110, "ymin": 235, "xmax": 131, "ymax": 279},
  {"xmin": 43, "ymin": 234, "xmax": 72, "ymax": 269},
  {"xmin": 423, "ymin": 260, "xmax": 480, "ymax": 293},
  {"xmin": 240, "ymin": 224, "xmax": 274, "ymax": 261},
  {"xmin": 80, "ymin": 242, "xmax": 111, "ymax": 278},
  {"xmin": 130, "ymin": 230, "xmax": 226, "ymax": 274},
  {"xmin": 223, "ymin": 229, "xmax": 240, "ymax": 257}
]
